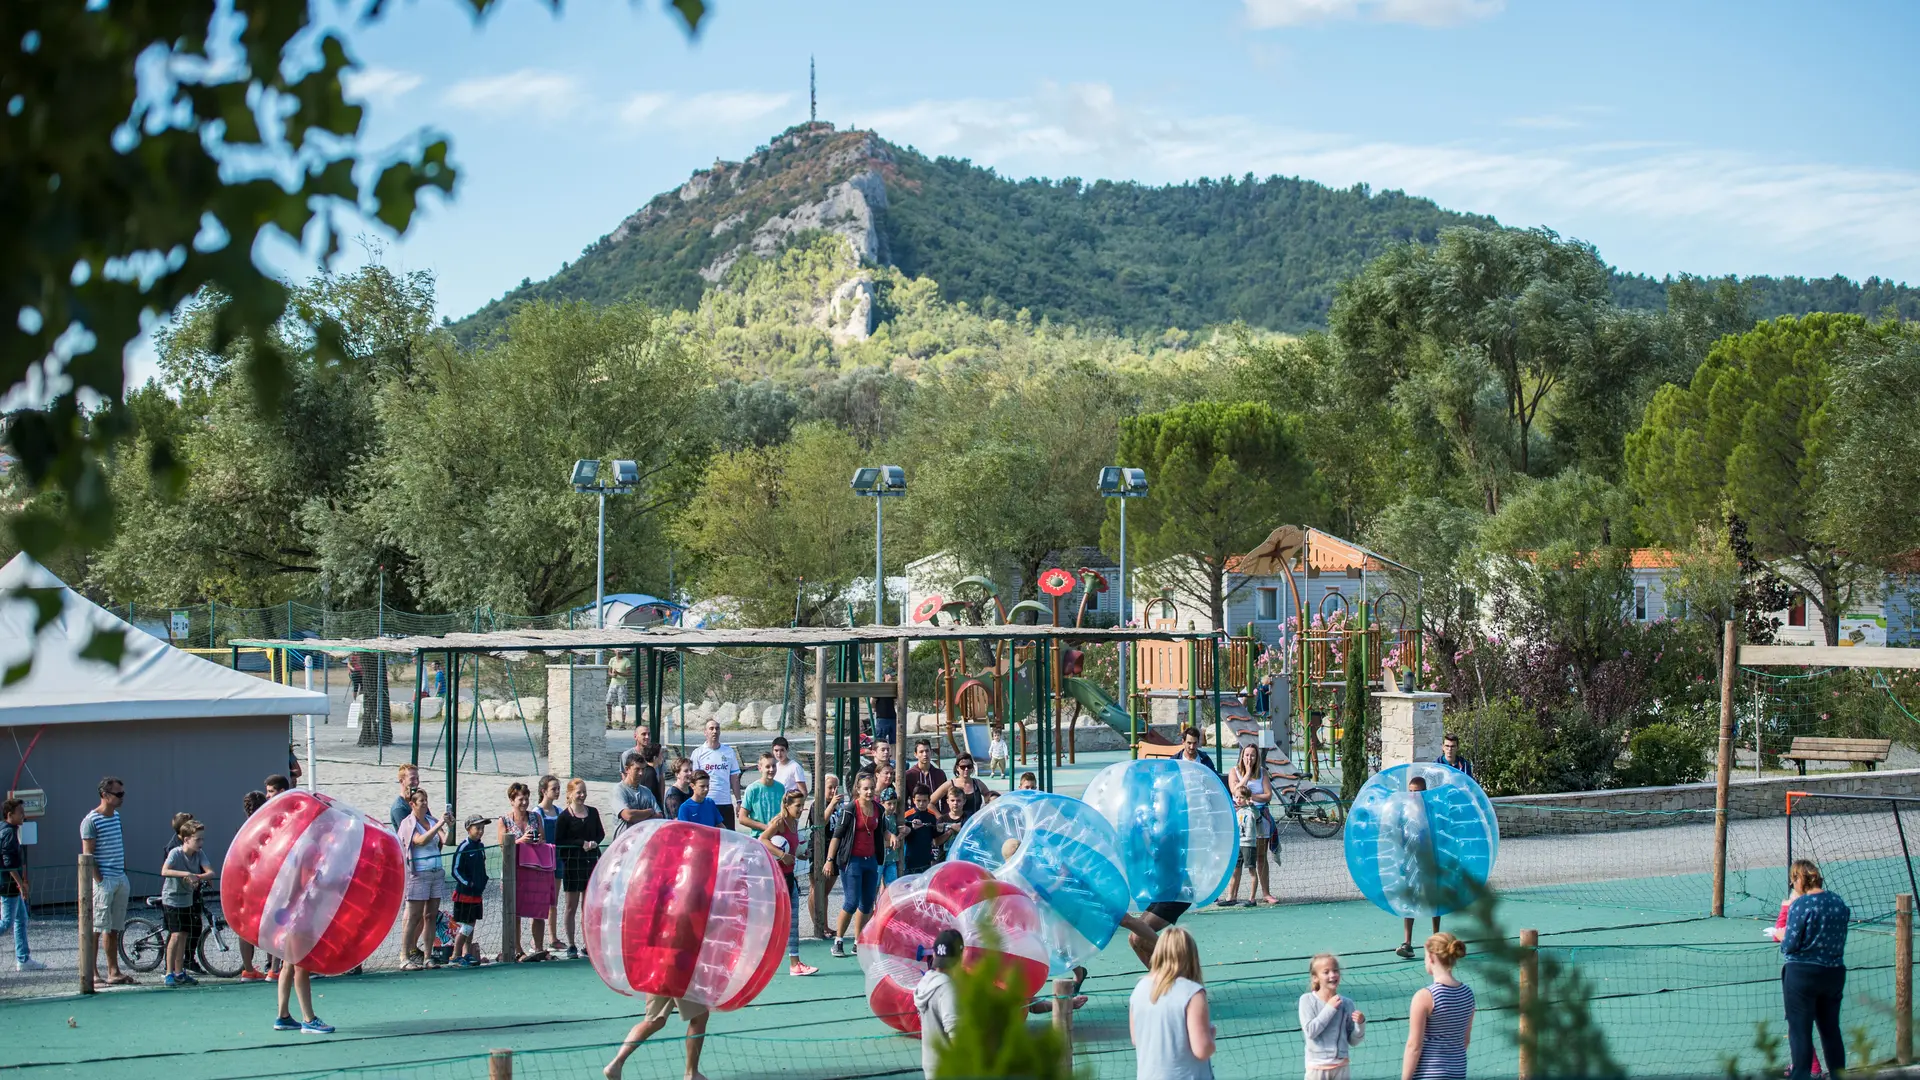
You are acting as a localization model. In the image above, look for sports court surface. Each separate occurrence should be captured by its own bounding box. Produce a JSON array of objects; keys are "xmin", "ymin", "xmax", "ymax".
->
[{"xmin": 4, "ymin": 805, "xmax": 1907, "ymax": 1080}]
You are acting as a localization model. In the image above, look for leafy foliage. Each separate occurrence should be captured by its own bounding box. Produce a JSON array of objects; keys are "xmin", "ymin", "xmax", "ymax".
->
[{"xmin": 932, "ymin": 947, "xmax": 1073, "ymax": 1080}]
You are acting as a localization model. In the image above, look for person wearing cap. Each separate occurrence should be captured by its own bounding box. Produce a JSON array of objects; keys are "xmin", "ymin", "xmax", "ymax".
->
[
  {"xmin": 450, "ymin": 814, "xmax": 490, "ymax": 967},
  {"xmin": 914, "ymin": 928, "xmax": 964, "ymax": 1080}
]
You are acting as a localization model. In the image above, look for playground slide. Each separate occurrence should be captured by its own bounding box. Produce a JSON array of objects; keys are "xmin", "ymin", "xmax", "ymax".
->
[{"xmin": 1063, "ymin": 677, "xmax": 1175, "ymax": 747}]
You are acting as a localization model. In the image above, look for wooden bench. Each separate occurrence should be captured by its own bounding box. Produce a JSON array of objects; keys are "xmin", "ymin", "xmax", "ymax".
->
[{"xmin": 1784, "ymin": 736, "xmax": 1893, "ymax": 776}]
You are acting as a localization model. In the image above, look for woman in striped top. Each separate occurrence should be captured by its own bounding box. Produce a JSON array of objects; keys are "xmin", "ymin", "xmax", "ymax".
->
[{"xmin": 1402, "ymin": 932, "xmax": 1474, "ymax": 1080}]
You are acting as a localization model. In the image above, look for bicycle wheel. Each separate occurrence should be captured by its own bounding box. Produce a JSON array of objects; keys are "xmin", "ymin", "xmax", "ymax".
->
[
  {"xmin": 1295, "ymin": 787, "xmax": 1345, "ymax": 839},
  {"xmin": 120, "ymin": 917, "xmax": 166, "ymax": 972},
  {"xmin": 198, "ymin": 919, "xmax": 245, "ymax": 978}
]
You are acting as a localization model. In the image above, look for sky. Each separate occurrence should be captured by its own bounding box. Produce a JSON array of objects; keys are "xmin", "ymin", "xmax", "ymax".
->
[{"xmin": 262, "ymin": 0, "xmax": 1920, "ymax": 342}]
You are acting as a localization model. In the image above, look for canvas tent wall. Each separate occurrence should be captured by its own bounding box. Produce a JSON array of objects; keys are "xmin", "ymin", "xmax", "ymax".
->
[{"xmin": 0, "ymin": 555, "xmax": 328, "ymax": 894}]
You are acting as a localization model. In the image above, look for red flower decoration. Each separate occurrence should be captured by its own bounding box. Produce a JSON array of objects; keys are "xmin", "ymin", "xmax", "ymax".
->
[
  {"xmin": 1080, "ymin": 569, "xmax": 1109, "ymax": 593},
  {"xmin": 914, "ymin": 594, "xmax": 946, "ymax": 624},
  {"xmin": 1038, "ymin": 568, "xmax": 1078, "ymax": 597}
]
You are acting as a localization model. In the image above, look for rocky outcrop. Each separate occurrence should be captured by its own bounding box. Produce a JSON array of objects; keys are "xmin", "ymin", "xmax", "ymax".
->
[
  {"xmin": 699, "ymin": 169, "xmax": 889, "ymax": 283},
  {"xmin": 817, "ymin": 272, "xmax": 877, "ymax": 342}
]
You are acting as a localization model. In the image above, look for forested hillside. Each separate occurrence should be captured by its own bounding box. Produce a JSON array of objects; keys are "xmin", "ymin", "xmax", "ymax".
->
[{"xmin": 457, "ymin": 122, "xmax": 1920, "ymax": 343}]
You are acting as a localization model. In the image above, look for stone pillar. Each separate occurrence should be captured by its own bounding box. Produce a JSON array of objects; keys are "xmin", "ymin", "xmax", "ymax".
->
[
  {"xmin": 546, "ymin": 664, "xmax": 621, "ymax": 780},
  {"xmin": 1374, "ymin": 690, "xmax": 1449, "ymax": 769}
]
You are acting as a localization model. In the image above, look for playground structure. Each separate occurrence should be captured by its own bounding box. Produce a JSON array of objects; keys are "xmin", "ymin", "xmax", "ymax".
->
[
  {"xmin": 1230, "ymin": 526, "xmax": 1424, "ymax": 780},
  {"xmin": 913, "ymin": 570, "xmax": 1230, "ymax": 768}
]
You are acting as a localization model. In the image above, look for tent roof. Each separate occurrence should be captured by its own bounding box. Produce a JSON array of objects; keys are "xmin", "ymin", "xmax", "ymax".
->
[
  {"xmin": 1235, "ymin": 526, "xmax": 1417, "ymax": 577},
  {"xmin": 0, "ymin": 555, "xmax": 329, "ymax": 726}
]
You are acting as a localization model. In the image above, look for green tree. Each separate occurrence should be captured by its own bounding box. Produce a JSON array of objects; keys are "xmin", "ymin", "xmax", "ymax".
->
[
  {"xmin": 1627, "ymin": 314, "xmax": 1894, "ymax": 644},
  {"xmin": 1365, "ymin": 497, "xmax": 1488, "ymax": 693},
  {"xmin": 1330, "ymin": 226, "xmax": 1616, "ymax": 484},
  {"xmin": 362, "ymin": 300, "xmax": 705, "ymax": 613},
  {"xmin": 1106, "ymin": 401, "xmax": 1321, "ymax": 630},
  {"xmin": 0, "ymin": 1, "xmax": 701, "ymax": 661},
  {"xmin": 674, "ymin": 422, "xmax": 875, "ymax": 627},
  {"xmin": 1815, "ymin": 330, "xmax": 1920, "ymax": 565},
  {"xmin": 88, "ymin": 267, "xmax": 438, "ymax": 607},
  {"xmin": 1478, "ymin": 471, "xmax": 1635, "ymax": 685}
]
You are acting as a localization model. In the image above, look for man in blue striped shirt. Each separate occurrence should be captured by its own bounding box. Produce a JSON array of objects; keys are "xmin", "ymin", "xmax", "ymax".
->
[{"xmin": 80, "ymin": 777, "xmax": 133, "ymax": 984}]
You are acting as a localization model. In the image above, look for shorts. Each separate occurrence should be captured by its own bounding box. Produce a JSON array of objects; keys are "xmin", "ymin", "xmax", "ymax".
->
[
  {"xmin": 716, "ymin": 804, "xmax": 737, "ymax": 831},
  {"xmin": 92, "ymin": 874, "xmax": 129, "ymax": 933},
  {"xmin": 840, "ymin": 855, "xmax": 881, "ymax": 915},
  {"xmin": 405, "ymin": 870, "xmax": 450, "ymax": 902},
  {"xmin": 163, "ymin": 905, "xmax": 197, "ymax": 935},
  {"xmin": 1145, "ymin": 901, "xmax": 1192, "ymax": 925},
  {"xmin": 644, "ymin": 992, "xmax": 710, "ymax": 1025},
  {"xmin": 452, "ymin": 900, "xmax": 483, "ymax": 927},
  {"xmin": 1305, "ymin": 1066, "xmax": 1351, "ymax": 1080},
  {"xmin": 605, "ymin": 678, "xmax": 628, "ymax": 706},
  {"xmin": 873, "ymin": 716, "xmax": 896, "ymax": 744}
]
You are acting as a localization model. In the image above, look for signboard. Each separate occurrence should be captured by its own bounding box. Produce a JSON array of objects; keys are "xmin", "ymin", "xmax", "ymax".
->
[
  {"xmin": 170, "ymin": 610, "xmax": 190, "ymax": 641},
  {"xmin": 1839, "ymin": 612, "xmax": 1887, "ymax": 647}
]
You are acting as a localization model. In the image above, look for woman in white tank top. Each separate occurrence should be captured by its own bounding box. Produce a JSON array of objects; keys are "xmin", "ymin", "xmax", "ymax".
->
[
  {"xmin": 1130, "ymin": 927, "xmax": 1216, "ymax": 1080},
  {"xmin": 1225, "ymin": 744, "xmax": 1279, "ymax": 906}
]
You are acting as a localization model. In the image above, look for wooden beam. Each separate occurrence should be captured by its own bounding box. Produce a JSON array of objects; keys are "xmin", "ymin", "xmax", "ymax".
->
[
  {"xmin": 1739, "ymin": 645, "xmax": 1920, "ymax": 670},
  {"xmin": 824, "ymin": 681, "xmax": 898, "ymax": 699}
]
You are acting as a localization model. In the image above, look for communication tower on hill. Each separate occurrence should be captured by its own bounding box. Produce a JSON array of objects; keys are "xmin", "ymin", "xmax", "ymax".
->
[{"xmin": 810, "ymin": 55, "xmax": 816, "ymax": 124}]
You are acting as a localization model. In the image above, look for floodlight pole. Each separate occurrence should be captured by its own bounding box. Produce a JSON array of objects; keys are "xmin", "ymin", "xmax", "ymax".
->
[
  {"xmin": 874, "ymin": 497, "xmax": 885, "ymax": 627},
  {"xmin": 595, "ymin": 489, "xmax": 607, "ymax": 664}
]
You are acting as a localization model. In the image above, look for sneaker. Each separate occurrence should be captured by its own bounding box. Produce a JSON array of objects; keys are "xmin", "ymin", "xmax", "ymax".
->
[
  {"xmin": 1395, "ymin": 943, "xmax": 1416, "ymax": 959},
  {"xmin": 565, "ymin": 945, "xmax": 579, "ymax": 960},
  {"xmin": 829, "ymin": 938, "xmax": 848, "ymax": 959},
  {"xmin": 238, "ymin": 967, "xmax": 270, "ymax": 982},
  {"xmin": 16, "ymin": 958, "xmax": 46, "ymax": 972},
  {"xmin": 457, "ymin": 956, "xmax": 477, "ymax": 968},
  {"xmin": 300, "ymin": 1018, "xmax": 335, "ymax": 1035},
  {"xmin": 164, "ymin": 973, "xmax": 183, "ymax": 988},
  {"xmin": 273, "ymin": 1016, "xmax": 301, "ymax": 1032},
  {"xmin": 177, "ymin": 972, "xmax": 199, "ymax": 986},
  {"xmin": 789, "ymin": 959, "xmax": 818, "ymax": 976}
]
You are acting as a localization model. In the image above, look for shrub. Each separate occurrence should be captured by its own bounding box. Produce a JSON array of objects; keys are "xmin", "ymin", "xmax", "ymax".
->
[
  {"xmin": 1615, "ymin": 721, "xmax": 1710, "ymax": 788},
  {"xmin": 1458, "ymin": 697, "xmax": 1622, "ymax": 796}
]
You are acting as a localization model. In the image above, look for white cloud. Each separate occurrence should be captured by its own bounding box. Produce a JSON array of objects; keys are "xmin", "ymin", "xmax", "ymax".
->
[
  {"xmin": 341, "ymin": 67, "xmax": 423, "ymax": 105},
  {"xmin": 442, "ymin": 69, "xmax": 585, "ymax": 117},
  {"xmin": 619, "ymin": 90, "xmax": 795, "ymax": 130},
  {"xmin": 867, "ymin": 84, "xmax": 1920, "ymax": 283},
  {"xmin": 1245, "ymin": 0, "xmax": 1504, "ymax": 28}
]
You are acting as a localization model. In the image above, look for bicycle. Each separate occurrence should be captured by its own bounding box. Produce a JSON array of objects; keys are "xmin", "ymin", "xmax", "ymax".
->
[
  {"xmin": 121, "ymin": 894, "xmax": 246, "ymax": 978},
  {"xmin": 1271, "ymin": 773, "xmax": 1344, "ymax": 838}
]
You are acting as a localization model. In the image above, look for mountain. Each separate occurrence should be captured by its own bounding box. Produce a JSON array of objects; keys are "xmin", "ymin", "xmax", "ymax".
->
[{"xmin": 456, "ymin": 123, "xmax": 1920, "ymax": 342}]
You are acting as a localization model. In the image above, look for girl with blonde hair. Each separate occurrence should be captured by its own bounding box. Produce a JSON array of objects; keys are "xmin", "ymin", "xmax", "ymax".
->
[
  {"xmin": 1129, "ymin": 926, "xmax": 1215, "ymax": 1079},
  {"xmin": 1300, "ymin": 952, "xmax": 1365, "ymax": 1079},
  {"xmin": 1402, "ymin": 932, "xmax": 1474, "ymax": 1080}
]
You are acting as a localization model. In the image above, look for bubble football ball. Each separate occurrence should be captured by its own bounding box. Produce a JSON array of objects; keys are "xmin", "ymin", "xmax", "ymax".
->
[
  {"xmin": 858, "ymin": 861, "xmax": 1052, "ymax": 1033},
  {"xmin": 1082, "ymin": 758, "xmax": 1238, "ymax": 909},
  {"xmin": 220, "ymin": 790, "xmax": 405, "ymax": 975},
  {"xmin": 951, "ymin": 791, "xmax": 1130, "ymax": 974},
  {"xmin": 583, "ymin": 819, "xmax": 790, "ymax": 1010},
  {"xmin": 1343, "ymin": 762, "xmax": 1499, "ymax": 918}
]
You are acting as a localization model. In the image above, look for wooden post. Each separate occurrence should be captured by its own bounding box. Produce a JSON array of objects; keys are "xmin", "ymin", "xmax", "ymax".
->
[
  {"xmin": 1518, "ymin": 928, "xmax": 1539, "ymax": 1080},
  {"xmin": 895, "ymin": 636, "xmax": 909, "ymax": 785},
  {"xmin": 1051, "ymin": 976, "xmax": 1075, "ymax": 1074},
  {"xmin": 810, "ymin": 646, "xmax": 831, "ymax": 937},
  {"xmin": 77, "ymin": 853, "xmax": 95, "ymax": 995},
  {"xmin": 487, "ymin": 1048, "xmax": 513, "ymax": 1080},
  {"xmin": 1899, "ymin": 893, "xmax": 1914, "ymax": 1065},
  {"xmin": 499, "ymin": 831, "xmax": 518, "ymax": 962},
  {"xmin": 1713, "ymin": 619, "xmax": 1737, "ymax": 917}
]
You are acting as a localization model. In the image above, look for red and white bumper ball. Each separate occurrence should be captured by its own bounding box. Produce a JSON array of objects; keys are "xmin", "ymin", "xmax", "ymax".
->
[
  {"xmin": 858, "ymin": 861, "xmax": 1050, "ymax": 1034},
  {"xmin": 583, "ymin": 819, "xmax": 790, "ymax": 1010},
  {"xmin": 220, "ymin": 791, "xmax": 406, "ymax": 975}
]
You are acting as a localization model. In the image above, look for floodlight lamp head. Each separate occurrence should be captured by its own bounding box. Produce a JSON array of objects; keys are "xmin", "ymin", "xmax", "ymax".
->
[
  {"xmin": 1099, "ymin": 465, "xmax": 1148, "ymax": 497},
  {"xmin": 571, "ymin": 459, "xmax": 599, "ymax": 489},
  {"xmin": 611, "ymin": 460, "xmax": 640, "ymax": 486},
  {"xmin": 1122, "ymin": 467, "xmax": 1148, "ymax": 495},
  {"xmin": 851, "ymin": 466, "xmax": 881, "ymax": 493},
  {"xmin": 853, "ymin": 465, "xmax": 906, "ymax": 496},
  {"xmin": 879, "ymin": 465, "xmax": 906, "ymax": 495}
]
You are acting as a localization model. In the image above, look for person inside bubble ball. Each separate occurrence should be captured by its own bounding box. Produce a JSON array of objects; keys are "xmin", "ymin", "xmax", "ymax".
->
[{"xmin": 1394, "ymin": 776, "xmax": 1442, "ymax": 960}]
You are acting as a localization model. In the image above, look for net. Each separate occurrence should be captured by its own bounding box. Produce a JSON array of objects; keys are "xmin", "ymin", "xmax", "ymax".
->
[{"xmin": 1787, "ymin": 791, "xmax": 1920, "ymax": 924}]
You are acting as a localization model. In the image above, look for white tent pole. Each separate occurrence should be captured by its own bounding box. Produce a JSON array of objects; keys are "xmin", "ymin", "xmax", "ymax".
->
[{"xmin": 304, "ymin": 655, "xmax": 317, "ymax": 791}]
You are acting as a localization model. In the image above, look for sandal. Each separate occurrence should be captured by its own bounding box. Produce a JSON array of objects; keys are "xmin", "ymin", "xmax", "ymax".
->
[
  {"xmin": 1259, "ymin": 897, "xmax": 1280, "ymax": 906},
  {"xmin": 106, "ymin": 974, "xmax": 137, "ymax": 986}
]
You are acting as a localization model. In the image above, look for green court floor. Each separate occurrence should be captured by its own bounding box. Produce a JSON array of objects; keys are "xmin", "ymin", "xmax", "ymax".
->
[{"xmin": 2, "ymin": 868, "xmax": 1890, "ymax": 1080}]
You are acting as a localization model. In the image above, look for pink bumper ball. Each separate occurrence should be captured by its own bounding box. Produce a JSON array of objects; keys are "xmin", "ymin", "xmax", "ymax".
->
[
  {"xmin": 583, "ymin": 819, "xmax": 790, "ymax": 1010},
  {"xmin": 858, "ymin": 861, "xmax": 1050, "ymax": 1034},
  {"xmin": 220, "ymin": 790, "xmax": 405, "ymax": 975}
]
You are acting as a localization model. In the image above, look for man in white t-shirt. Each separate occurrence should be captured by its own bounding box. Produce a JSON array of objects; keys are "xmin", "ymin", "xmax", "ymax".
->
[
  {"xmin": 690, "ymin": 719, "xmax": 744, "ymax": 830},
  {"xmin": 770, "ymin": 736, "xmax": 810, "ymax": 797}
]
